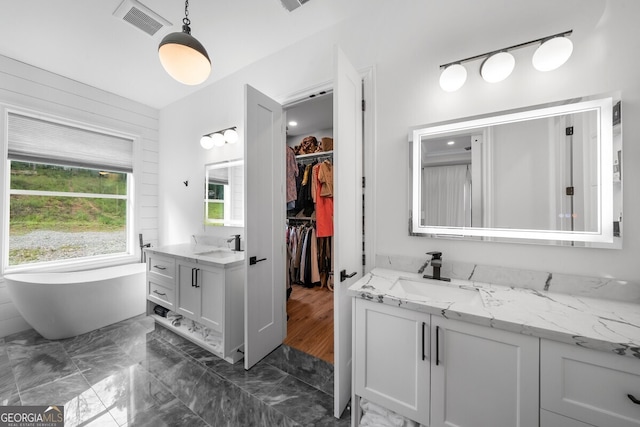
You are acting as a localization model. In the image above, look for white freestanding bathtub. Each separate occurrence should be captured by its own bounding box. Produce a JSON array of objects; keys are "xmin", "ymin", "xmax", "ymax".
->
[{"xmin": 4, "ymin": 263, "xmax": 146, "ymax": 340}]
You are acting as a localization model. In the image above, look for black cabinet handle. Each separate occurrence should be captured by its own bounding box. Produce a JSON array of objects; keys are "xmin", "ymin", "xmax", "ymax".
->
[
  {"xmin": 340, "ymin": 270, "xmax": 357, "ymax": 282},
  {"xmin": 436, "ymin": 326, "xmax": 440, "ymax": 366},
  {"xmin": 249, "ymin": 256, "xmax": 267, "ymax": 265},
  {"xmin": 422, "ymin": 322, "xmax": 426, "ymax": 361},
  {"xmin": 629, "ymin": 394, "xmax": 640, "ymax": 405},
  {"xmin": 191, "ymin": 268, "xmax": 200, "ymax": 288},
  {"xmin": 154, "ymin": 265, "xmax": 166, "ymax": 270},
  {"xmin": 153, "ymin": 290, "xmax": 166, "ymax": 297}
]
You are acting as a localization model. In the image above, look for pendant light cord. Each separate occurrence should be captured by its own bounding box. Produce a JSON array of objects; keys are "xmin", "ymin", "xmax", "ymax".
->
[{"xmin": 182, "ymin": 0, "xmax": 191, "ymax": 33}]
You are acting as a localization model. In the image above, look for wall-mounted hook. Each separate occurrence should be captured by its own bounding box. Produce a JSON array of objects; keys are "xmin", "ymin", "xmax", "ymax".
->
[{"xmin": 183, "ymin": 180, "xmax": 189, "ymax": 187}]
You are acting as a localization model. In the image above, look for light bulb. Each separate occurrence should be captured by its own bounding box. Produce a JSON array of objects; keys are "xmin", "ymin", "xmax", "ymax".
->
[
  {"xmin": 439, "ymin": 64, "xmax": 467, "ymax": 92},
  {"xmin": 224, "ymin": 128, "xmax": 239, "ymax": 144},
  {"xmin": 532, "ymin": 37, "xmax": 573, "ymax": 72},
  {"xmin": 200, "ymin": 135, "xmax": 214, "ymax": 149},
  {"xmin": 211, "ymin": 133, "xmax": 225, "ymax": 147},
  {"xmin": 480, "ymin": 52, "xmax": 515, "ymax": 83}
]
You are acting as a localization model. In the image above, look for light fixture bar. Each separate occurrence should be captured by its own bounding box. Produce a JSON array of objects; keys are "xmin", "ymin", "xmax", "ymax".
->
[
  {"xmin": 439, "ymin": 30, "xmax": 572, "ymax": 69},
  {"xmin": 203, "ymin": 126, "xmax": 237, "ymax": 138}
]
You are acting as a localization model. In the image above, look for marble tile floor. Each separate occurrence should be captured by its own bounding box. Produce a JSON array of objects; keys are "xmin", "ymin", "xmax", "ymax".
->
[{"xmin": 0, "ymin": 315, "xmax": 351, "ymax": 426}]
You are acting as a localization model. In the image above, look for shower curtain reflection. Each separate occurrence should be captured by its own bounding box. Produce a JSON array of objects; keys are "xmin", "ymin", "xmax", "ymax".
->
[{"xmin": 422, "ymin": 164, "xmax": 471, "ymax": 227}]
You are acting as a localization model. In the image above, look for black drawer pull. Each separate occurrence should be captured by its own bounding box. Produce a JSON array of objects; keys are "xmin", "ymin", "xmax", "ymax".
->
[
  {"xmin": 628, "ymin": 394, "xmax": 640, "ymax": 405},
  {"xmin": 436, "ymin": 326, "xmax": 440, "ymax": 366},
  {"xmin": 153, "ymin": 265, "xmax": 166, "ymax": 270},
  {"xmin": 421, "ymin": 322, "xmax": 426, "ymax": 361},
  {"xmin": 153, "ymin": 290, "xmax": 167, "ymax": 297}
]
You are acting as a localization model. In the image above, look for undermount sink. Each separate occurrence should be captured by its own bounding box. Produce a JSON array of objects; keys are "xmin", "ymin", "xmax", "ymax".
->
[
  {"xmin": 388, "ymin": 278, "xmax": 482, "ymax": 306},
  {"xmin": 193, "ymin": 247, "xmax": 234, "ymax": 256}
]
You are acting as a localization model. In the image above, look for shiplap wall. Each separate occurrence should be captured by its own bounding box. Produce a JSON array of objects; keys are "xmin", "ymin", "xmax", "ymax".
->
[{"xmin": 0, "ymin": 54, "xmax": 159, "ymax": 338}]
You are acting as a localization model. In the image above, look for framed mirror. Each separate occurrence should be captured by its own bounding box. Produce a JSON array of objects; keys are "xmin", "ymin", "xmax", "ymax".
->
[
  {"xmin": 410, "ymin": 94, "xmax": 622, "ymax": 247},
  {"xmin": 204, "ymin": 159, "xmax": 244, "ymax": 227}
]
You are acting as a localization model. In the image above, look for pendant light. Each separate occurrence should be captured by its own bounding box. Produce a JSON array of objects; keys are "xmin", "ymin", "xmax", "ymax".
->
[{"xmin": 158, "ymin": 0, "xmax": 211, "ymax": 85}]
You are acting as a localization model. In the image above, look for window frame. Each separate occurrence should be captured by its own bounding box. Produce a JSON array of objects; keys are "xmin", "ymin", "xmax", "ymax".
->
[{"xmin": 3, "ymin": 108, "xmax": 138, "ymax": 273}]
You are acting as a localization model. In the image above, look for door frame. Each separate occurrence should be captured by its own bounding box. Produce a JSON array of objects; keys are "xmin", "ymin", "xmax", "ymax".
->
[{"xmin": 278, "ymin": 66, "xmax": 376, "ymax": 418}]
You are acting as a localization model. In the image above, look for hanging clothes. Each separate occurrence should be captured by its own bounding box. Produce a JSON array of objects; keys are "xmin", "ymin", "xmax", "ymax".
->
[
  {"xmin": 286, "ymin": 146, "xmax": 299, "ymax": 204},
  {"xmin": 315, "ymin": 160, "xmax": 333, "ymax": 237}
]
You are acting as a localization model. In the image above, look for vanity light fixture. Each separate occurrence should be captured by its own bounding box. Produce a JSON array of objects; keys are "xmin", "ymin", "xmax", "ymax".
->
[
  {"xmin": 200, "ymin": 127, "xmax": 238, "ymax": 149},
  {"xmin": 158, "ymin": 0, "xmax": 211, "ymax": 85},
  {"xmin": 439, "ymin": 30, "xmax": 573, "ymax": 91}
]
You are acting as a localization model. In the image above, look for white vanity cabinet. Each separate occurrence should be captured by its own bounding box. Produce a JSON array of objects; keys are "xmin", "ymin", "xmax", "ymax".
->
[
  {"xmin": 430, "ymin": 316, "xmax": 539, "ymax": 427},
  {"xmin": 145, "ymin": 247, "xmax": 245, "ymax": 364},
  {"xmin": 541, "ymin": 339, "xmax": 640, "ymax": 427},
  {"xmin": 354, "ymin": 298, "xmax": 539, "ymax": 427},
  {"xmin": 354, "ymin": 298, "xmax": 431, "ymax": 426}
]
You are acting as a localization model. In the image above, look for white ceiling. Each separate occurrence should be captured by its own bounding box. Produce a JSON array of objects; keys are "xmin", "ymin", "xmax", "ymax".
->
[{"xmin": 0, "ymin": 0, "xmax": 367, "ymax": 109}]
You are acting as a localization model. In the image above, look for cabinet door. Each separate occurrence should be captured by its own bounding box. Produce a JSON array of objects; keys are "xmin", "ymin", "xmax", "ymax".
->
[
  {"xmin": 431, "ymin": 317, "xmax": 539, "ymax": 427},
  {"xmin": 354, "ymin": 299, "xmax": 430, "ymax": 426},
  {"xmin": 199, "ymin": 267, "xmax": 224, "ymax": 333},
  {"xmin": 176, "ymin": 262, "xmax": 200, "ymax": 318},
  {"xmin": 541, "ymin": 339, "xmax": 640, "ymax": 427}
]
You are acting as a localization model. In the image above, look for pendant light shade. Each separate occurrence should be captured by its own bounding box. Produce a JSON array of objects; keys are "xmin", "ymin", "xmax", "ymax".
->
[
  {"xmin": 439, "ymin": 64, "xmax": 467, "ymax": 92},
  {"xmin": 532, "ymin": 36, "xmax": 573, "ymax": 72},
  {"xmin": 158, "ymin": 0, "xmax": 211, "ymax": 85},
  {"xmin": 480, "ymin": 52, "xmax": 515, "ymax": 83}
]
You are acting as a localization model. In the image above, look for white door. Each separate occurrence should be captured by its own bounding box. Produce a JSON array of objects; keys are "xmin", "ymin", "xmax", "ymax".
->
[
  {"xmin": 333, "ymin": 45, "xmax": 364, "ymax": 418},
  {"xmin": 244, "ymin": 84, "xmax": 286, "ymax": 370}
]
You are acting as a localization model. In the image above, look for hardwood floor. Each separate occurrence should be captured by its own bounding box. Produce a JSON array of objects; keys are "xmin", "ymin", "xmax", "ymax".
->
[{"xmin": 284, "ymin": 283, "xmax": 334, "ymax": 364}]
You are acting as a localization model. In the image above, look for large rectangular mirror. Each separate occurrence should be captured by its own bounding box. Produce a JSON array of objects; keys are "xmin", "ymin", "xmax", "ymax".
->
[
  {"xmin": 205, "ymin": 159, "xmax": 244, "ymax": 227},
  {"xmin": 410, "ymin": 94, "xmax": 622, "ymax": 247}
]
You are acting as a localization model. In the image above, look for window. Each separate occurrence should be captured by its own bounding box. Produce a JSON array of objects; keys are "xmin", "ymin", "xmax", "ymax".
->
[{"xmin": 6, "ymin": 112, "xmax": 134, "ymax": 268}]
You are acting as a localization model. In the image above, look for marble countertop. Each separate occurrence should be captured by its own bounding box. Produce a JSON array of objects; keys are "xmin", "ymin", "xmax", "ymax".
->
[
  {"xmin": 145, "ymin": 244, "xmax": 244, "ymax": 268},
  {"xmin": 349, "ymin": 268, "xmax": 640, "ymax": 359}
]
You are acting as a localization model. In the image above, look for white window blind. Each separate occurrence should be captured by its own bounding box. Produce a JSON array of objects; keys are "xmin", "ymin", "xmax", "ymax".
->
[
  {"xmin": 7, "ymin": 113, "xmax": 133, "ymax": 173},
  {"xmin": 208, "ymin": 168, "xmax": 229, "ymax": 185}
]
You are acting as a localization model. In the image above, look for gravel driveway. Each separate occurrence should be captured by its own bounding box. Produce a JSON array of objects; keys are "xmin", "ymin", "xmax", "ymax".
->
[{"xmin": 9, "ymin": 230, "xmax": 126, "ymax": 263}]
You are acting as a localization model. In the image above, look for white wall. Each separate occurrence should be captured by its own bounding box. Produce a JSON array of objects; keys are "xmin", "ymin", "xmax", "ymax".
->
[
  {"xmin": 159, "ymin": 1, "xmax": 640, "ymax": 283},
  {"xmin": 0, "ymin": 55, "xmax": 160, "ymax": 337}
]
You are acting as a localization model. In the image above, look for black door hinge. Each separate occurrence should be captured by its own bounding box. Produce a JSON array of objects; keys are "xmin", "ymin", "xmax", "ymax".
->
[
  {"xmin": 362, "ymin": 176, "xmax": 366, "ymax": 188},
  {"xmin": 566, "ymin": 186, "xmax": 574, "ymax": 196},
  {"xmin": 362, "ymin": 254, "xmax": 366, "ymax": 266},
  {"xmin": 362, "ymin": 99, "xmax": 366, "ymax": 111},
  {"xmin": 566, "ymin": 126, "xmax": 574, "ymax": 136}
]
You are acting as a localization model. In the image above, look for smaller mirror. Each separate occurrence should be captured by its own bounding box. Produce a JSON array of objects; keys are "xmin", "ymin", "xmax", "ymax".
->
[{"xmin": 205, "ymin": 159, "xmax": 244, "ymax": 227}]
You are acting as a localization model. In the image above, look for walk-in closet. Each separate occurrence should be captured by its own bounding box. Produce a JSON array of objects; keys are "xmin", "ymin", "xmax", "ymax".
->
[{"xmin": 283, "ymin": 92, "xmax": 335, "ymax": 363}]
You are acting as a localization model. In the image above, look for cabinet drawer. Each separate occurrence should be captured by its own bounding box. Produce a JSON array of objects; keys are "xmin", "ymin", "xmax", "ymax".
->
[
  {"xmin": 541, "ymin": 410, "xmax": 595, "ymax": 427},
  {"xmin": 541, "ymin": 339, "xmax": 640, "ymax": 427},
  {"xmin": 147, "ymin": 254, "xmax": 175, "ymax": 284},
  {"xmin": 148, "ymin": 281, "xmax": 175, "ymax": 309}
]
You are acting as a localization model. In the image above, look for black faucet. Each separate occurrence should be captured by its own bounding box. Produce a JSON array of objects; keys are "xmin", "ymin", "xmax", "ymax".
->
[
  {"xmin": 227, "ymin": 234, "xmax": 242, "ymax": 252},
  {"xmin": 423, "ymin": 251, "xmax": 451, "ymax": 282}
]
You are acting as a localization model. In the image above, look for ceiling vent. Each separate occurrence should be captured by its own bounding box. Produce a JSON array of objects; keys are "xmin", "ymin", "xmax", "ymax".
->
[
  {"xmin": 113, "ymin": 0, "xmax": 171, "ymax": 37},
  {"xmin": 279, "ymin": 0, "xmax": 311, "ymax": 12}
]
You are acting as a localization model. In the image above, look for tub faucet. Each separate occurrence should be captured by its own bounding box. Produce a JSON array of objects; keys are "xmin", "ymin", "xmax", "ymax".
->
[
  {"xmin": 227, "ymin": 234, "xmax": 242, "ymax": 252},
  {"xmin": 423, "ymin": 251, "xmax": 451, "ymax": 282}
]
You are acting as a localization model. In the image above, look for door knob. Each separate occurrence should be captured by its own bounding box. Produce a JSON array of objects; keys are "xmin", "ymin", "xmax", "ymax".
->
[{"xmin": 340, "ymin": 269, "xmax": 357, "ymax": 282}]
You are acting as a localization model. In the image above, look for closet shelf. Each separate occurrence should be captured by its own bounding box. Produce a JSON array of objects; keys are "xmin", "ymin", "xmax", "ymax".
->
[{"xmin": 295, "ymin": 150, "xmax": 333, "ymax": 160}]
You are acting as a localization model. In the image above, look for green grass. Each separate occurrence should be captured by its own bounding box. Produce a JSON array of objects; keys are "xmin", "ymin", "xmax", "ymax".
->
[{"xmin": 10, "ymin": 162, "xmax": 127, "ymax": 234}]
